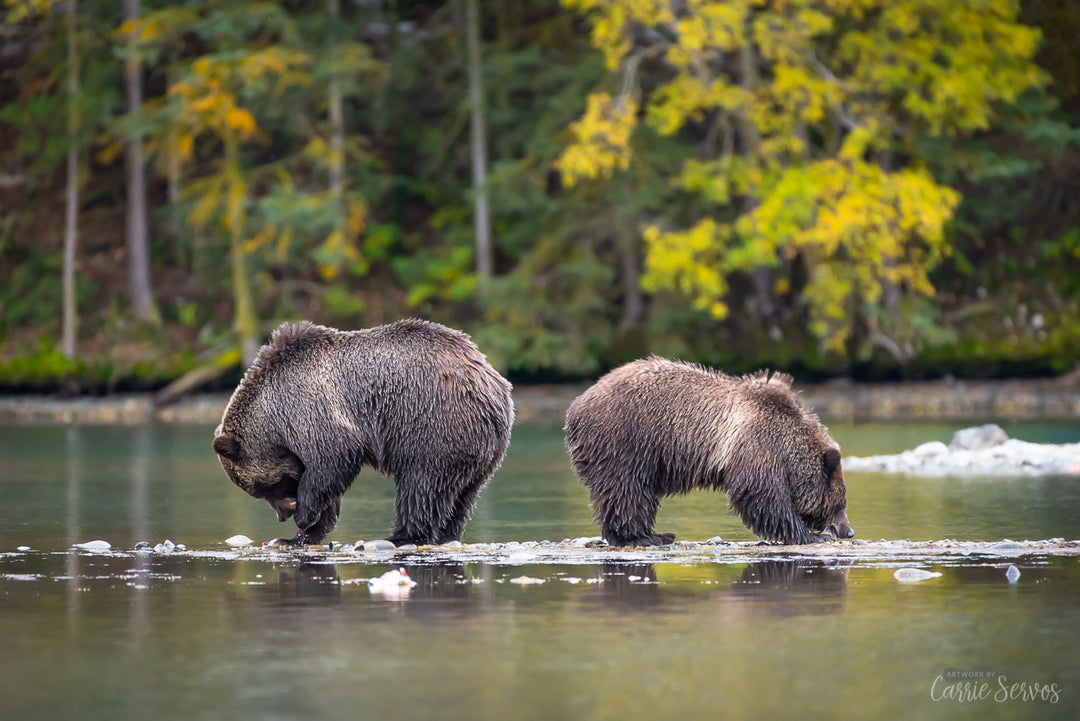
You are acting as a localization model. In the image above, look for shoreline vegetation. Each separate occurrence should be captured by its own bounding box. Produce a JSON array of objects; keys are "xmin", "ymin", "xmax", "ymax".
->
[
  {"xmin": 3, "ymin": 2, "xmax": 1080, "ymax": 390},
  {"xmin": 2, "ymin": 375, "xmax": 1078, "ymax": 426}
]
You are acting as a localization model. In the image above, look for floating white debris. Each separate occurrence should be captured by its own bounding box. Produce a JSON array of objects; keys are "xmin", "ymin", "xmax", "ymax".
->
[
  {"xmin": 73, "ymin": 540, "xmax": 111, "ymax": 552},
  {"xmin": 1006, "ymin": 565, "xmax": 1021, "ymax": 583},
  {"xmin": 893, "ymin": 568, "xmax": 943, "ymax": 583},
  {"xmin": 224, "ymin": 534, "xmax": 253, "ymax": 547}
]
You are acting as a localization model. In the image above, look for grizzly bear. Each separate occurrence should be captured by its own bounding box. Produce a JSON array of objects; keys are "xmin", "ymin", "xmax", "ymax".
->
[
  {"xmin": 564, "ymin": 357, "xmax": 854, "ymax": 546},
  {"xmin": 212, "ymin": 319, "xmax": 514, "ymax": 546}
]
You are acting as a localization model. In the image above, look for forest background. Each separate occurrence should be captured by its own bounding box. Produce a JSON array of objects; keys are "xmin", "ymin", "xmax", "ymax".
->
[{"xmin": 1, "ymin": 0, "xmax": 1078, "ymax": 393}]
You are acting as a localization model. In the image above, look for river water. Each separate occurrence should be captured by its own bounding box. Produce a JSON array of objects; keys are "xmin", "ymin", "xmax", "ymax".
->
[{"xmin": 1, "ymin": 421, "xmax": 1078, "ymax": 720}]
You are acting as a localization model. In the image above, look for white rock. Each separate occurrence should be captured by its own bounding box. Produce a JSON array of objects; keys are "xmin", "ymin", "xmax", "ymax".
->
[
  {"xmin": 950, "ymin": 424, "xmax": 1009, "ymax": 451},
  {"xmin": 16, "ymin": 546, "xmax": 30, "ymax": 552},
  {"xmin": 911, "ymin": 441, "xmax": 949, "ymax": 457},
  {"xmin": 154, "ymin": 539, "xmax": 176, "ymax": 554},
  {"xmin": 73, "ymin": 540, "xmax": 111, "ymax": 552},
  {"xmin": 508, "ymin": 576, "xmax": 545, "ymax": 585},
  {"xmin": 893, "ymin": 568, "xmax": 943, "ymax": 583},
  {"xmin": 224, "ymin": 534, "xmax": 253, "ymax": 547},
  {"xmin": 1005, "ymin": 565, "xmax": 1021, "ymax": 583},
  {"xmin": 506, "ymin": 552, "xmax": 537, "ymax": 564},
  {"xmin": 363, "ymin": 539, "xmax": 396, "ymax": 552}
]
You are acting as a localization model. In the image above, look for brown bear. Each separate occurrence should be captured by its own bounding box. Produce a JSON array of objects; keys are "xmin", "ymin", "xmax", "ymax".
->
[
  {"xmin": 564, "ymin": 357, "xmax": 854, "ymax": 546},
  {"xmin": 212, "ymin": 319, "xmax": 514, "ymax": 546}
]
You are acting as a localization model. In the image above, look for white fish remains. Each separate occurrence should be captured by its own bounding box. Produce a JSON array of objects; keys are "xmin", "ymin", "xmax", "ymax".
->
[
  {"xmin": 367, "ymin": 568, "xmax": 417, "ymax": 599},
  {"xmin": 894, "ymin": 568, "xmax": 943, "ymax": 583}
]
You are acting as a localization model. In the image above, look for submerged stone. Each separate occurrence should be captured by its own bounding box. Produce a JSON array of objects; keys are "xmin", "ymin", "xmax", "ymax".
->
[{"xmin": 1006, "ymin": 565, "xmax": 1021, "ymax": 583}]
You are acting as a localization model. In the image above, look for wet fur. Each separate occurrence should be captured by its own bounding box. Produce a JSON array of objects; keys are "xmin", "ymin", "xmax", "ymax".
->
[
  {"xmin": 564, "ymin": 357, "xmax": 850, "ymax": 546},
  {"xmin": 214, "ymin": 319, "xmax": 514, "ymax": 545}
]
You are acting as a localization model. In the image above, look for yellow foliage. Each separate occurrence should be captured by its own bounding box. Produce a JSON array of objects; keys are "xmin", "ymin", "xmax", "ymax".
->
[
  {"xmin": 565, "ymin": 0, "xmax": 1042, "ymax": 347},
  {"xmin": 556, "ymin": 92, "xmax": 638, "ymax": 186}
]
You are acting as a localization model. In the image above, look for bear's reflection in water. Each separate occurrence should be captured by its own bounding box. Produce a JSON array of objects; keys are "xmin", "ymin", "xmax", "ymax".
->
[
  {"xmin": 590, "ymin": 559, "xmax": 850, "ymax": 617},
  {"xmin": 230, "ymin": 558, "xmax": 849, "ymax": 628}
]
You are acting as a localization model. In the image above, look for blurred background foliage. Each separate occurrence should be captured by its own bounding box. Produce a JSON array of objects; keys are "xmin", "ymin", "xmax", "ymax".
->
[{"xmin": 0, "ymin": 0, "xmax": 1078, "ymax": 391}]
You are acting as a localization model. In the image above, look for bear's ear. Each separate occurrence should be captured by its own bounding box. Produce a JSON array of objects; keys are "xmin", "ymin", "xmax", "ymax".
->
[
  {"xmin": 213, "ymin": 434, "xmax": 241, "ymax": 459},
  {"xmin": 823, "ymin": 447, "xmax": 842, "ymax": 476}
]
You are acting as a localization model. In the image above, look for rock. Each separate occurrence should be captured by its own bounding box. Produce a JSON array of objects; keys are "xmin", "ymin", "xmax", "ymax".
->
[
  {"xmin": 224, "ymin": 534, "xmax": 253, "ymax": 547},
  {"xmin": 154, "ymin": 539, "xmax": 176, "ymax": 554},
  {"xmin": 439, "ymin": 540, "xmax": 464, "ymax": 549},
  {"xmin": 704, "ymin": 536, "xmax": 725, "ymax": 545},
  {"xmin": 506, "ymin": 552, "xmax": 537, "ymax": 564},
  {"xmin": 894, "ymin": 568, "xmax": 943, "ymax": 583},
  {"xmin": 363, "ymin": 539, "xmax": 396, "ymax": 552},
  {"xmin": 395, "ymin": 544, "xmax": 418, "ymax": 552},
  {"xmin": 1005, "ymin": 565, "xmax": 1021, "ymax": 583},
  {"xmin": 911, "ymin": 441, "xmax": 949, "ymax": 457},
  {"xmin": 134, "ymin": 541, "xmax": 150, "ymax": 550},
  {"xmin": 950, "ymin": 424, "xmax": 1009, "ymax": 451},
  {"xmin": 73, "ymin": 540, "xmax": 111, "ymax": 552},
  {"xmin": 16, "ymin": 545, "xmax": 30, "ymax": 552}
]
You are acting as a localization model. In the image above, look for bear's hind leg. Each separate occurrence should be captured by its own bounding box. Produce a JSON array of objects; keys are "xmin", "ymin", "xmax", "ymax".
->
[
  {"xmin": 386, "ymin": 470, "xmax": 452, "ymax": 546},
  {"xmin": 436, "ymin": 473, "xmax": 489, "ymax": 544},
  {"xmin": 592, "ymin": 483, "xmax": 675, "ymax": 547}
]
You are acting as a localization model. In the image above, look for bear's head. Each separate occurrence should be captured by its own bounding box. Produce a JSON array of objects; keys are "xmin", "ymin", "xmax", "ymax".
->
[
  {"xmin": 212, "ymin": 430, "xmax": 305, "ymax": 522},
  {"xmin": 792, "ymin": 446, "xmax": 854, "ymax": 541}
]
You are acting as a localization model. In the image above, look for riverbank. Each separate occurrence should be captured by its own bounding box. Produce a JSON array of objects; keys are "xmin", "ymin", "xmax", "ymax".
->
[{"xmin": 1, "ymin": 375, "xmax": 1078, "ymax": 425}]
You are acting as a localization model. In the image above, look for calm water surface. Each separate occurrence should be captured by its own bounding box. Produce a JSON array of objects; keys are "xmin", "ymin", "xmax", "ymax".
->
[{"xmin": 1, "ymin": 421, "xmax": 1078, "ymax": 720}]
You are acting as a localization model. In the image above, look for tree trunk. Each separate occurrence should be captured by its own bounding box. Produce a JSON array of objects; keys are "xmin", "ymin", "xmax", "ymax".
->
[
  {"xmin": 328, "ymin": 0, "xmax": 345, "ymax": 224},
  {"xmin": 465, "ymin": 0, "xmax": 492, "ymax": 295},
  {"xmin": 618, "ymin": 183, "xmax": 642, "ymax": 331},
  {"xmin": 62, "ymin": 0, "xmax": 79, "ymax": 360},
  {"xmin": 225, "ymin": 134, "xmax": 259, "ymax": 367},
  {"xmin": 124, "ymin": 0, "xmax": 159, "ymax": 325}
]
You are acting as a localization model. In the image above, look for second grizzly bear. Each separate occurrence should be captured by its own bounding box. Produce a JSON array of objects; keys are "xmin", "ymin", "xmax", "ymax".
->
[{"xmin": 564, "ymin": 357, "xmax": 854, "ymax": 546}]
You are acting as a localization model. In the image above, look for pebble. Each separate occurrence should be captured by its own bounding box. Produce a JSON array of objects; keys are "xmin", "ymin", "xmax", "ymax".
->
[
  {"xmin": 704, "ymin": 536, "xmax": 725, "ymax": 545},
  {"xmin": 894, "ymin": 568, "xmax": 943, "ymax": 583},
  {"xmin": 439, "ymin": 540, "xmax": 464, "ymax": 549},
  {"xmin": 396, "ymin": 544, "xmax": 418, "ymax": 552},
  {"xmin": 74, "ymin": 540, "xmax": 112, "ymax": 552},
  {"xmin": 363, "ymin": 539, "xmax": 396, "ymax": 552},
  {"xmin": 16, "ymin": 546, "xmax": 31, "ymax": 552},
  {"xmin": 508, "ymin": 576, "xmax": 545, "ymax": 585},
  {"xmin": 506, "ymin": 552, "xmax": 537, "ymax": 564},
  {"xmin": 154, "ymin": 540, "xmax": 176, "ymax": 554},
  {"xmin": 1006, "ymin": 565, "xmax": 1021, "ymax": 583},
  {"xmin": 134, "ymin": 541, "xmax": 151, "ymax": 551},
  {"xmin": 224, "ymin": 534, "xmax": 253, "ymax": 547}
]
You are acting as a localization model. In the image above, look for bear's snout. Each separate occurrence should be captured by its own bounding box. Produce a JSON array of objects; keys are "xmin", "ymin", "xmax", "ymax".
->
[
  {"xmin": 266, "ymin": 497, "xmax": 297, "ymax": 522},
  {"xmin": 830, "ymin": 510, "xmax": 855, "ymax": 539}
]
